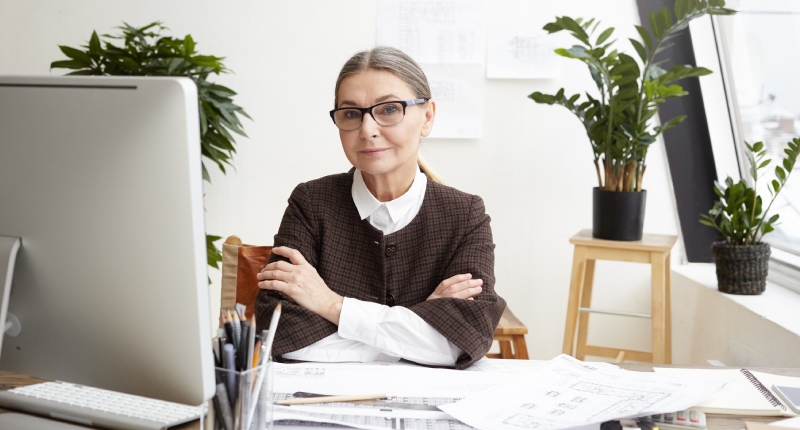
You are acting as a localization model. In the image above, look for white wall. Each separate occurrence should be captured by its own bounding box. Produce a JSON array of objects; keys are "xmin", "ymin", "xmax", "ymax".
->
[
  {"xmin": 0, "ymin": 0, "xmax": 686, "ymax": 360},
  {"xmin": 672, "ymin": 265, "xmax": 800, "ymax": 368}
]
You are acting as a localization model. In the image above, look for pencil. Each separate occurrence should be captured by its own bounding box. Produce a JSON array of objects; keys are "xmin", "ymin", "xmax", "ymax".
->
[
  {"xmin": 228, "ymin": 309, "xmax": 241, "ymax": 351},
  {"xmin": 263, "ymin": 303, "xmax": 281, "ymax": 360},
  {"xmin": 277, "ymin": 393, "xmax": 390, "ymax": 406},
  {"xmin": 252, "ymin": 337, "xmax": 261, "ymax": 369},
  {"xmin": 246, "ymin": 314, "xmax": 256, "ymax": 370}
]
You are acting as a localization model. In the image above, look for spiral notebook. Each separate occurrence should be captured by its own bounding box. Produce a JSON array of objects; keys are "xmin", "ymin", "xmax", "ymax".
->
[{"xmin": 654, "ymin": 368, "xmax": 800, "ymax": 417}]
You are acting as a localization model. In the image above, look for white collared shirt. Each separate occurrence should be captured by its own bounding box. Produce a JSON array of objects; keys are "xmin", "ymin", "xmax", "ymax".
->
[{"xmin": 282, "ymin": 168, "xmax": 463, "ymax": 366}]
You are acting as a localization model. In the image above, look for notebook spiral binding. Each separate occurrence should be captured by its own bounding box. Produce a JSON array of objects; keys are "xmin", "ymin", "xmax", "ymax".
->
[{"xmin": 740, "ymin": 369, "xmax": 786, "ymax": 411}]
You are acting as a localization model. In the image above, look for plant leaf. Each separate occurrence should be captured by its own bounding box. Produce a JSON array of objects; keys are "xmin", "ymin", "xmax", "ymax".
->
[
  {"xmin": 59, "ymin": 45, "xmax": 92, "ymax": 65},
  {"xmin": 635, "ymin": 25, "xmax": 653, "ymax": 51},
  {"xmin": 629, "ymin": 38, "xmax": 647, "ymax": 62},
  {"xmin": 596, "ymin": 27, "xmax": 614, "ymax": 45}
]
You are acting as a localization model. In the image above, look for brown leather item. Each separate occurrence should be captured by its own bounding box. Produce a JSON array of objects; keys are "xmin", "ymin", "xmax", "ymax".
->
[{"xmin": 220, "ymin": 236, "xmax": 272, "ymax": 322}]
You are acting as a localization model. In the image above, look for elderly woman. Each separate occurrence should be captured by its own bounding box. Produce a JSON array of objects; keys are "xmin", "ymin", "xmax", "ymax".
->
[{"xmin": 255, "ymin": 46, "xmax": 505, "ymax": 369}]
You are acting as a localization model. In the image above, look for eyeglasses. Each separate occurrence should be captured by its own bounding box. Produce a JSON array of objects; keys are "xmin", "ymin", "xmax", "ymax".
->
[{"xmin": 329, "ymin": 98, "xmax": 428, "ymax": 131}]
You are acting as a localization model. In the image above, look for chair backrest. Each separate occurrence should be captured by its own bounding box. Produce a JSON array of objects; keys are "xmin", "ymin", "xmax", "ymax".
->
[{"xmin": 220, "ymin": 235, "xmax": 272, "ymax": 325}]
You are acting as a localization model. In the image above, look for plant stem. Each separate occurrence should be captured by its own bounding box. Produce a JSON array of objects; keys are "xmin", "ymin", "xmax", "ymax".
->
[
  {"xmin": 594, "ymin": 159, "xmax": 603, "ymax": 188},
  {"xmin": 753, "ymin": 168, "xmax": 793, "ymax": 244},
  {"xmin": 636, "ymin": 164, "xmax": 645, "ymax": 192}
]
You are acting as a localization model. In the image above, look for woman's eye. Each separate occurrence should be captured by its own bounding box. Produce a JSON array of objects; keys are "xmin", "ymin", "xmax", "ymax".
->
[
  {"xmin": 378, "ymin": 104, "xmax": 400, "ymax": 115},
  {"xmin": 343, "ymin": 110, "xmax": 361, "ymax": 119}
]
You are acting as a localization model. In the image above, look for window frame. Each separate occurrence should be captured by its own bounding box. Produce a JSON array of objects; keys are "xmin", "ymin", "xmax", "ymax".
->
[{"xmin": 689, "ymin": 12, "xmax": 800, "ymax": 294}]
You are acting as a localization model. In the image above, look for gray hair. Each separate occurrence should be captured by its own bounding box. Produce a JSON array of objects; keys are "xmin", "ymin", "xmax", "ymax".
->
[{"xmin": 334, "ymin": 46, "xmax": 432, "ymax": 108}]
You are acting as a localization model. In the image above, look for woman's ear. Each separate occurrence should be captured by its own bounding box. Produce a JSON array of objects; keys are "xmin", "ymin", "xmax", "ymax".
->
[{"xmin": 420, "ymin": 99, "xmax": 436, "ymax": 137}]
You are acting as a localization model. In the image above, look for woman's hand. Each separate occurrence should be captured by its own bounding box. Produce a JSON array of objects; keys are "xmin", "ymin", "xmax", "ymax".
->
[
  {"xmin": 427, "ymin": 273, "xmax": 483, "ymax": 301},
  {"xmin": 257, "ymin": 246, "xmax": 344, "ymax": 325}
]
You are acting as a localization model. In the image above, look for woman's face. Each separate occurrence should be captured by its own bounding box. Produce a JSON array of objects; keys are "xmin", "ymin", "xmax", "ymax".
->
[{"xmin": 336, "ymin": 69, "xmax": 435, "ymax": 180}]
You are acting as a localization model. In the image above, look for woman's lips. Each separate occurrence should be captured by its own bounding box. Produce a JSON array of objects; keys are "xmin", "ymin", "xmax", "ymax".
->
[{"xmin": 360, "ymin": 148, "xmax": 389, "ymax": 156}]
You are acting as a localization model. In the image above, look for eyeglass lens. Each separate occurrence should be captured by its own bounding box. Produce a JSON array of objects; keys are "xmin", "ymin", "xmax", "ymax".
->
[{"xmin": 333, "ymin": 102, "xmax": 405, "ymax": 130}]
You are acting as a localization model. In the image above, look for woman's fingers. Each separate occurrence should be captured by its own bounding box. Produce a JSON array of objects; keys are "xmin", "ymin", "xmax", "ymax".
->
[
  {"xmin": 447, "ymin": 281, "xmax": 482, "ymax": 299},
  {"xmin": 440, "ymin": 273, "xmax": 472, "ymax": 288},
  {"xmin": 257, "ymin": 278, "xmax": 288, "ymax": 292},
  {"xmin": 429, "ymin": 273, "xmax": 482, "ymax": 300},
  {"xmin": 254, "ymin": 246, "xmax": 343, "ymax": 324},
  {"xmin": 271, "ymin": 246, "xmax": 308, "ymax": 265},
  {"xmin": 431, "ymin": 273, "xmax": 471, "ymax": 295}
]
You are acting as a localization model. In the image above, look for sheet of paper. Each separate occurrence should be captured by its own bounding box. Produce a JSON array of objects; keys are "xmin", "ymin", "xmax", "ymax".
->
[
  {"xmin": 272, "ymin": 361, "xmax": 514, "ymax": 428},
  {"xmin": 274, "ymin": 406, "xmax": 476, "ymax": 430},
  {"xmin": 467, "ymin": 358, "xmax": 618, "ymax": 374},
  {"xmin": 275, "ymin": 408, "xmax": 598, "ymax": 430},
  {"xmin": 274, "ymin": 361, "xmax": 512, "ymax": 398},
  {"xmin": 424, "ymin": 64, "xmax": 483, "ymax": 139},
  {"xmin": 440, "ymin": 354, "xmax": 727, "ymax": 430},
  {"xmin": 487, "ymin": 28, "xmax": 561, "ymax": 79},
  {"xmin": 653, "ymin": 368, "xmax": 800, "ymax": 416},
  {"xmin": 376, "ymin": 0, "xmax": 482, "ymax": 65},
  {"xmin": 770, "ymin": 416, "xmax": 800, "ymax": 428}
]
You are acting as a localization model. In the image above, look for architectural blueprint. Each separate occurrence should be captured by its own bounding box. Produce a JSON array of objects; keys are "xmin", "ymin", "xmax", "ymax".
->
[{"xmin": 440, "ymin": 354, "xmax": 727, "ymax": 430}]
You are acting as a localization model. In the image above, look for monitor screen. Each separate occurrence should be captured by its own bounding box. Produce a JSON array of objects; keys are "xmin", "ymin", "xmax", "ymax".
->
[{"xmin": 0, "ymin": 76, "xmax": 214, "ymax": 406}]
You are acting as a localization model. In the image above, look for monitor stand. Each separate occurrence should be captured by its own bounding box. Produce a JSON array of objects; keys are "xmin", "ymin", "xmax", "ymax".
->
[{"xmin": 0, "ymin": 235, "xmax": 22, "ymax": 358}]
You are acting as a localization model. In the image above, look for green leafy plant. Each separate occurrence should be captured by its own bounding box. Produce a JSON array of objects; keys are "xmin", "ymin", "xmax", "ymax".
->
[
  {"xmin": 51, "ymin": 21, "xmax": 250, "ymax": 273},
  {"xmin": 700, "ymin": 139, "xmax": 800, "ymax": 245},
  {"xmin": 530, "ymin": 0, "xmax": 735, "ymax": 192}
]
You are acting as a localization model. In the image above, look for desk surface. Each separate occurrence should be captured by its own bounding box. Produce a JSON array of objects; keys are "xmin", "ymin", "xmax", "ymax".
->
[{"xmin": 1, "ymin": 364, "xmax": 798, "ymax": 430}]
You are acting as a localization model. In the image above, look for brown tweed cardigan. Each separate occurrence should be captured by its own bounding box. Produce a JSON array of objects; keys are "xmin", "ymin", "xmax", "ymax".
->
[{"xmin": 254, "ymin": 171, "xmax": 505, "ymax": 369}]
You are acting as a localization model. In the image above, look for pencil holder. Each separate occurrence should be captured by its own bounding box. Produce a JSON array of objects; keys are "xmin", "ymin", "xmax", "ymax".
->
[{"xmin": 212, "ymin": 360, "xmax": 273, "ymax": 430}]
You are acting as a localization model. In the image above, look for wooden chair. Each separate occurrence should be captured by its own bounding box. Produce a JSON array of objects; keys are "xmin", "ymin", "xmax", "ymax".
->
[{"xmin": 487, "ymin": 307, "xmax": 529, "ymax": 359}]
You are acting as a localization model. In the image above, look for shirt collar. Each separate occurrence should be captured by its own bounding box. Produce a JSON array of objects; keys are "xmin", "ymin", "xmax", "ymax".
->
[{"xmin": 352, "ymin": 168, "xmax": 427, "ymax": 221}]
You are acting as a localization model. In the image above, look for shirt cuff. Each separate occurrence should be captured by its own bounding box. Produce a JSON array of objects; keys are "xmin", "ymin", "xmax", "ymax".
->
[
  {"xmin": 338, "ymin": 297, "xmax": 462, "ymax": 367},
  {"xmin": 338, "ymin": 297, "xmax": 381, "ymax": 345}
]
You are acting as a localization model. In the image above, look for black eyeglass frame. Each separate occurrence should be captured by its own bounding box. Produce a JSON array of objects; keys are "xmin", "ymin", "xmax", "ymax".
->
[{"xmin": 329, "ymin": 98, "xmax": 429, "ymax": 130}]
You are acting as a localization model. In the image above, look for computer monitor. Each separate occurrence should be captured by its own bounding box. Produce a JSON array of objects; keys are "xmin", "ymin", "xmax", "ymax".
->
[{"xmin": 0, "ymin": 75, "xmax": 215, "ymax": 406}]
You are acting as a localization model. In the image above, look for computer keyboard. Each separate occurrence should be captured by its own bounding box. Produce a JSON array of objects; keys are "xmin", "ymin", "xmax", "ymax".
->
[{"xmin": 0, "ymin": 381, "xmax": 203, "ymax": 430}]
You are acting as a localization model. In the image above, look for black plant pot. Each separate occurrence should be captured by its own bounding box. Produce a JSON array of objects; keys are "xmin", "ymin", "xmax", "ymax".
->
[
  {"xmin": 711, "ymin": 241, "xmax": 770, "ymax": 295},
  {"xmin": 592, "ymin": 187, "xmax": 646, "ymax": 241}
]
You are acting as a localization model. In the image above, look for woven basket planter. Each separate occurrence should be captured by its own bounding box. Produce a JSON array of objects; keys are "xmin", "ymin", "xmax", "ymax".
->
[{"xmin": 711, "ymin": 241, "xmax": 771, "ymax": 295}]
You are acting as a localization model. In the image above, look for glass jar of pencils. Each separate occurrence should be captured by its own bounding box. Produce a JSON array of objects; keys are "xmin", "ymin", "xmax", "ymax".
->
[{"xmin": 212, "ymin": 358, "xmax": 273, "ymax": 430}]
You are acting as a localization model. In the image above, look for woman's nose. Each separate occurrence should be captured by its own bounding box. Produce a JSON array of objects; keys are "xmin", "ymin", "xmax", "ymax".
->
[{"xmin": 359, "ymin": 112, "xmax": 380, "ymax": 137}]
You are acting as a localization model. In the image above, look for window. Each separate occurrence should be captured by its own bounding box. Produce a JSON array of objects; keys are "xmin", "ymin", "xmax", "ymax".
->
[{"xmin": 709, "ymin": 0, "xmax": 800, "ymax": 292}]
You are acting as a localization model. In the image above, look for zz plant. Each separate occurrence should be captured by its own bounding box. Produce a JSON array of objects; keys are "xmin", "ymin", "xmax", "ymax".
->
[
  {"xmin": 51, "ymin": 21, "xmax": 250, "ymax": 273},
  {"xmin": 701, "ymin": 139, "xmax": 800, "ymax": 245},
  {"xmin": 530, "ymin": 0, "xmax": 735, "ymax": 192}
]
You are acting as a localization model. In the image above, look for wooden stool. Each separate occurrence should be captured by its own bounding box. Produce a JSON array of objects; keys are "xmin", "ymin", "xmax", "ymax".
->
[
  {"xmin": 487, "ymin": 307, "xmax": 529, "ymax": 359},
  {"xmin": 562, "ymin": 229, "xmax": 677, "ymax": 364}
]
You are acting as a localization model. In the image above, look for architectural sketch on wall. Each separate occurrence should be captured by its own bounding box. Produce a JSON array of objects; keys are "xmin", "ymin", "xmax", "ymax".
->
[
  {"xmin": 376, "ymin": 0, "xmax": 482, "ymax": 64},
  {"xmin": 377, "ymin": 0, "xmax": 483, "ymax": 138},
  {"xmin": 487, "ymin": 28, "xmax": 561, "ymax": 79},
  {"xmin": 424, "ymin": 64, "xmax": 484, "ymax": 139}
]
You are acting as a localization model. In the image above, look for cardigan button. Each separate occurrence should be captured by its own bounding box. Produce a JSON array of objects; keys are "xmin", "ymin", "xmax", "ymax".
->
[
  {"xmin": 386, "ymin": 293, "xmax": 395, "ymax": 307},
  {"xmin": 385, "ymin": 243, "xmax": 397, "ymax": 256}
]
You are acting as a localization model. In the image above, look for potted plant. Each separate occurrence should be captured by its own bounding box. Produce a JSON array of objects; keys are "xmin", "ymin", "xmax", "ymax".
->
[
  {"xmin": 50, "ymin": 22, "xmax": 250, "ymax": 276},
  {"xmin": 530, "ymin": 0, "xmax": 735, "ymax": 241},
  {"xmin": 700, "ymin": 139, "xmax": 799, "ymax": 295}
]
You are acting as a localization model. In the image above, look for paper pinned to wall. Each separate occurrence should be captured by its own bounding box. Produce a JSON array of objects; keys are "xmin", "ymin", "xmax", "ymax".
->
[
  {"xmin": 376, "ymin": 0, "xmax": 482, "ymax": 65},
  {"xmin": 487, "ymin": 28, "xmax": 562, "ymax": 79},
  {"xmin": 424, "ymin": 64, "xmax": 483, "ymax": 139}
]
